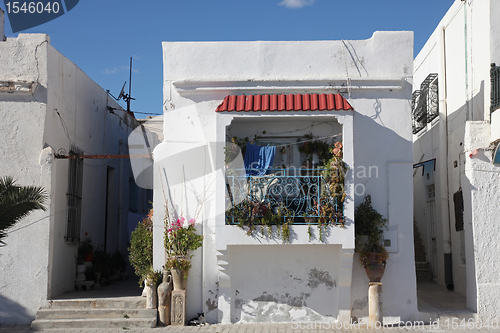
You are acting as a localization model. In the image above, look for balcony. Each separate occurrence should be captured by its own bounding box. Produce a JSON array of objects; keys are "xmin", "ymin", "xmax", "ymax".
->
[{"xmin": 225, "ymin": 168, "xmax": 344, "ymax": 226}]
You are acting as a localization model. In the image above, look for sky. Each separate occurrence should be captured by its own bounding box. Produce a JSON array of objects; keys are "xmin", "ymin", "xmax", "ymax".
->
[{"xmin": 1, "ymin": 0, "xmax": 455, "ymax": 117}]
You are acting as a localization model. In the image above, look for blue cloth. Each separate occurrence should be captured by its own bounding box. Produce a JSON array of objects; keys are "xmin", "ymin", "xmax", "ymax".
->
[{"xmin": 244, "ymin": 143, "xmax": 276, "ymax": 176}]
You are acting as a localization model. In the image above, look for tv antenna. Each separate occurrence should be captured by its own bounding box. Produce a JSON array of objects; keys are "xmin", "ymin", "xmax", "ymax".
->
[{"xmin": 108, "ymin": 57, "xmax": 135, "ymax": 112}]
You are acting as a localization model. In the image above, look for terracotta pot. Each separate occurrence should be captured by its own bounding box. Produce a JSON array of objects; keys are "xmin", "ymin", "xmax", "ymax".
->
[
  {"xmin": 171, "ymin": 268, "xmax": 188, "ymax": 290},
  {"xmin": 363, "ymin": 252, "xmax": 386, "ymax": 282},
  {"xmin": 145, "ymin": 278, "xmax": 158, "ymax": 309}
]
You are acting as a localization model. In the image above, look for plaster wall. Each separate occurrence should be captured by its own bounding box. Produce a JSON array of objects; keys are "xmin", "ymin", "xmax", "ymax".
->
[
  {"xmin": 156, "ymin": 32, "xmax": 415, "ymax": 323},
  {"xmin": 413, "ymin": 0, "xmax": 500, "ymax": 317},
  {"xmin": 44, "ymin": 44, "xmax": 139, "ymax": 298},
  {"xmin": 0, "ymin": 33, "xmax": 143, "ymax": 324},
  {"xmin": 491, "ymin": 0, "xmax": 500, "ymax": 141},
  {"xmin": 0, "ymin": 34, "xmax": 51, "ymax": 325},
  {"xmin": 461, "ymin": 121, "xmax": 500, "ymax": 320}
]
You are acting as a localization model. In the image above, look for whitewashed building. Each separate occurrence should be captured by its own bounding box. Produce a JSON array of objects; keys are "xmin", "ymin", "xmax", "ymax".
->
[
  {"xmin": 0, "ymin": 17, "xmax": 150, "ymax": 324},
  {"xmin": 413, "ymin": 0, "xmax": 500, "ymax": 321},
  {"xmin": 154, "ymin": 31, "xmax": 417, "ymax": 324}
]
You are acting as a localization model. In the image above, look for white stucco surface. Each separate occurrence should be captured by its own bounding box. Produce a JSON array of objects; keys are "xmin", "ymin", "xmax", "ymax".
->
[
  {"xmin": 413, "ymin": 0, "xmax": 500, "ymax": 320},
  {"xmin": 156, "ymin": 32, "xmax": 416, "ymax": 324},
  {"xmin": 0, "ymin": 33, "xmax": 146, "ymax": 324}
]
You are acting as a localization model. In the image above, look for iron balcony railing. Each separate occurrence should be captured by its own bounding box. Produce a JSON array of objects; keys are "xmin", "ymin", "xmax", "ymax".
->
[
  {"xmin": 412, "ymin": 73, "xmax": 438, "ymax": 134},
  {"xmin": 491, "ymin": 63, "xmax": 500, "ymax": 113},
  {"xmin": 225, "ymin": 168, "xmax": 343, "ymax": 225}
]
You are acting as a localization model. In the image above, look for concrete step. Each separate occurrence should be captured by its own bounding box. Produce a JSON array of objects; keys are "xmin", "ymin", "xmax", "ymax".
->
[
  {"xmin": 35, "ymin": 308, "xmax": 156, "ymax": 320},
  {"xmin": 46, "ymin": 297, "xmax": 146, "ymax": 309},
  {"xmin": 415, "ymin": 253, "xmax": 427, "ymax": 262},
  {"xmin": 415, "ymin": 261, "xmax": 431, "ymax": 270},
  {"xmin": 416, "ymin": 268, "xmax": 433, "ymax": 282},
  {"xmin": 31, "ymin": 317, "xmax": 156, "ymax": 330}
]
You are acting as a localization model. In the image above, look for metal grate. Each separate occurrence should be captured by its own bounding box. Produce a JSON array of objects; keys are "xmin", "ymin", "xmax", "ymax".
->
[
  {"xmin": 412, "ymin": 73, "xmax": 439, "ymax": 134},
  {"xmin": 225, "ymin": 169, "xmax": 343, "ymax": 225},
  {"xmin": 65, "ymin": 145, "xmax": 84, "ymax": 242},
  {"xmin": 422, "ymin": 74, "xmax": 439, "ymax": 122},
  {"xmin": 412, "ymin": 90, "xmax": 425, "ymax": 134},
  {"xmin": 491, "ymin": 63, "xmax": 500, "ymax": 113}
]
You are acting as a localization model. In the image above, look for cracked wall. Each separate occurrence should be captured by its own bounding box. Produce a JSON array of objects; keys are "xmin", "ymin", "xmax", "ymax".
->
[{"xmin": 229, "ymin": 244, "xmax": 340, "ymax": 323}]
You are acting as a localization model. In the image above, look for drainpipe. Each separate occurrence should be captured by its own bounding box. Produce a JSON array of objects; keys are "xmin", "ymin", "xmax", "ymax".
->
[{"xmin": 437, "ymin": 25, "xmax": 454, "ymax": 291}]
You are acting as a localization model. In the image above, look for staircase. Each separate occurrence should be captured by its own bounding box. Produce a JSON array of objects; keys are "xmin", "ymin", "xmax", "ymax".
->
[
  {"xmin": 31, "ymin": 297, "xmax": 157, "ymax": 329},
  {"xmin": 414, "ymin": 223, "xmax": 433, "ymax": 282}
]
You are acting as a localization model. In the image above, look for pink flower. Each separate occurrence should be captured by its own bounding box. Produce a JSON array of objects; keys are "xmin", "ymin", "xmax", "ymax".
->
[{"xmin": 189, "ymin": 219, "xmax": 196, "ymax": 226}]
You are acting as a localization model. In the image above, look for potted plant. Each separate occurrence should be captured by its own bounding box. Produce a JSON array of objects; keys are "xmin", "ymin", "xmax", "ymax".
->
[
  {"xmin": 78, "ymin": 237, "xmax": 94, "ymax": 263},
  {"xmin": 164, "ymin": 213, "xmax": 203, "ymax": 291},
  {"xmin": 144, "ymin": 268, "xmax": 162, "ymax": 309},
  {"xmin": 355, "ymin": 195, "xmax": 388, "ymax": 282},
  {"xmin": 128, "ymin": 210, "xmax": 153, "ymax": 287}
]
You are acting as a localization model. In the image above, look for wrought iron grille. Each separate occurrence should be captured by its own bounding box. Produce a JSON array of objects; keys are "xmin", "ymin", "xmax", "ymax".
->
[
  {"xmin": 225, "ymin": 169, "xmax": 343, "ymax": 225},
  {"xmin": 412, "ymin": 90, "xmax": 425, "ymax": 134},
  {"xmin": 491, "ymin": 63, "xmax": 500, "ymax": 113},
  {"xmin": 65, "ymin": 145, "xmax": 84, "ymax": 242},
  {"xmin": 412, "ymin": 73, "xmax": 439, "ymax": 134}
]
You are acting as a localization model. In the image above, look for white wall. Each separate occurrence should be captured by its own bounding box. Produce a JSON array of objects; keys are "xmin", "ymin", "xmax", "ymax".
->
[
  {"xmin": 0, "ymin": 33, "xmax": 144, "ymax": 324},
  {"xmin": 0, "ymin": 34, "xmax": 52, "ymax": 325},
  {"xmin": 413, "ymin": 0, "xmax": 500, "ymax": 319},
  {"xmin": 44, "ymin": 43, "xmax": 141, "ymax": 298},
  {"xmin": 156, "ymin": 31, "xmax": 416, "ymax": 324}
]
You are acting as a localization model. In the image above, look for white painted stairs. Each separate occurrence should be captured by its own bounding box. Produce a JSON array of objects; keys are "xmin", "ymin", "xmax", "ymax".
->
[{"xmin": 31, "ymin": 297, "xmax": 157, "ymax": 330}]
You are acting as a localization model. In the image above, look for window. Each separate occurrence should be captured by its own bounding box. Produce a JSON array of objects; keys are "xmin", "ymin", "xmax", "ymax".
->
[
  {"xmin": 412, "ymin": 73, "xmax": 439, "ymax": 134},
  {"xmin": 491, "ymin": 63, "xmax": 500, "ymax": 113},
  {"xmin": 65, "ymin": 145, "xmax": 84, "ymax": 242},
  {"xmin": 427, "ymin": 184, "xmax": 435, "ymax": 200}
]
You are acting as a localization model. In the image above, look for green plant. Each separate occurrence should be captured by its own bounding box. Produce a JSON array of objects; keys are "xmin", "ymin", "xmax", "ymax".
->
[
  {"xmin": 79, "ymin": 237, "xmax": 94, "ymax": 256},
  {"xmin": 166, "ymin": 256, "xmax": 192, "ymax": 278},
  {"xmin": 0, "ymin": 176, "xmax": 47, "ymax": 247},
  {"xmin": 355, "ymin": 195, "xmax": 389, "ymax": 267},
  {"xmin": 164, "ymin": 216, "xmax": 203, "ymax": 257},
  {"xmin": 145, "ymin": 268, "xmax": 163, "ymax": 285},
  {"xmin": 307, "ymin": 225, "xmax": 313, "ymax": 242},
  {"xmin": 128, "ymin": 210, "xmax": 153, "ymax": 286}
]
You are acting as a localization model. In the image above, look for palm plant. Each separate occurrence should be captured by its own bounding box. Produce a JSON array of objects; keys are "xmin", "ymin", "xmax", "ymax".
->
[{"xmin": 0, "ymin": 176, "xmax": 47, "ymax": 247}]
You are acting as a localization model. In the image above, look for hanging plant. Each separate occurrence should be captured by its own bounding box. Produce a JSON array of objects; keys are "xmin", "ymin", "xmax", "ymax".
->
[{"xmin": 225, "ymin": 133, "xmax": 347, "ymax": 244}]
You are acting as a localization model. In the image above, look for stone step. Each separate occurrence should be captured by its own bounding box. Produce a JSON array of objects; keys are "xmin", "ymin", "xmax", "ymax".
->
[
  {"xmin": 415, "ymin": 253, "xmax": 427, "ymax": 262},
  {"xmin": 415, "ymin": 261, "xmax": 431, "ymax": 270},
  {"xmin": 416, "ymin": 268, "xmax": 433, "ymax": 282},
  {"xmin": 31, "ymin": 317, "xmax": 156, "ymax": 330},
  {"xmin": 46, "ymin": 297, "xmax": 146, "ymax": 309},
  {"xmin": 35, "ymin": 308, "xmax": 156, "ymax": 320}
]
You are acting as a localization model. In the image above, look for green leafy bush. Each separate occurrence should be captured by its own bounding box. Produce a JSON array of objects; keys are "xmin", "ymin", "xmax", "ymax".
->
[{"xmin": 128, "ymin": 210, "xmax": 153, "ymax": 286}]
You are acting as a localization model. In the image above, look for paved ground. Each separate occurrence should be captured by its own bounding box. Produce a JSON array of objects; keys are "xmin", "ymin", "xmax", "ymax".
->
[
  {"xmin": 1, "ymin": 322, "xmax": 500, "ymax": 333},
  {"xmin": 1, "ymin": 276, "xmax": 489, "ymax": 333}
]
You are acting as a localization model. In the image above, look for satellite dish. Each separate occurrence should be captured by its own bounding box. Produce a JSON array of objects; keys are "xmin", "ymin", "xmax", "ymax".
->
[{"xmin": 118, "ymin": 82, "xmax": 127, "ymax": 100}]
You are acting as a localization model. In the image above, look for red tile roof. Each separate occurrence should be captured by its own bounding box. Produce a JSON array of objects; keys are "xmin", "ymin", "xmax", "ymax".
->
[{"xmin": 215, "ymin": 93, "xmax": 352, "ymax": 112}]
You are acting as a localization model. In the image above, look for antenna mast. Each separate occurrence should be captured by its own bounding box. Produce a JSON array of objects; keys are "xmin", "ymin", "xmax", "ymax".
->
[{"xmin": 127, "ymin": 57, "xmax": 132, "ymax": 112}]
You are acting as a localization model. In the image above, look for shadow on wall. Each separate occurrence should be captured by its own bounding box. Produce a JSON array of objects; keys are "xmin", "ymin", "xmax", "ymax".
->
[{"xmin": 0, "ymin": 295, "xmax": 32, "ymax": 325}]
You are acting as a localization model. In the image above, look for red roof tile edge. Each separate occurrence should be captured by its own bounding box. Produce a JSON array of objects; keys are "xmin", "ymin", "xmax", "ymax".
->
[{"xmin": 216, "ymin": 93, "xmax": 353, "ymax": 112}]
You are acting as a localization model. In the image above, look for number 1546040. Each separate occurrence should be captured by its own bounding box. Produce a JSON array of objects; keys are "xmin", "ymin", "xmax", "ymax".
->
[{"xmin": 5, "ymin": 2, "xmax": 60, "ymax": 14}]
